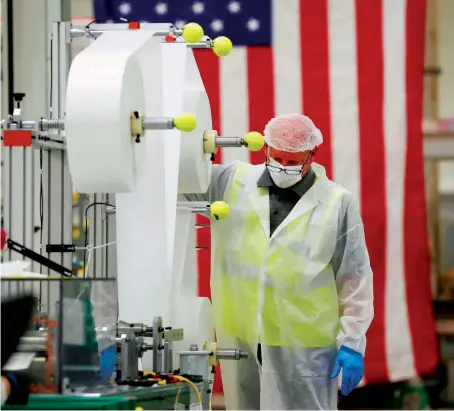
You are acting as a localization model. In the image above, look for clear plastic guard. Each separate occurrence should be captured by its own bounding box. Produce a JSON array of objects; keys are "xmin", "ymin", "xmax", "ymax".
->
[
  {"xmin": 0, "ymin": 277, "xmax": 118, "ymax": 394},
  {"xmin": 59, "ymin": 278, "xmax": 118, "ymax": 392}
]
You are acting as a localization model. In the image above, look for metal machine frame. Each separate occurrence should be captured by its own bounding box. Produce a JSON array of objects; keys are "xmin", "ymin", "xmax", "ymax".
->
[
  {"xmin": 1, "ymin": 1, "xmax": 76, "ymax": 313},
  {"xmin": 1, "ymin": 13, "xmax": 256, "ymax": 300},
  {"xmin": 1, "ymin": 9, "xmax": 251, "ymax": 408}
]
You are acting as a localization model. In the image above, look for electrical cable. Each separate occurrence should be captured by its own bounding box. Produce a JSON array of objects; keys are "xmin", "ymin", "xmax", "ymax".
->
[
  {"xmin": 83, "ymin": 202, "xmax": 115, "ymax": 277},
  {"xmin": 85, "ymin": 17, "xmax": 128, "ymax": 28},
  {"xmin": 174, "ymin": 376, "xmax": 203, "ymax": 407},
  {"xmin": 7, "ymin": 0, "xmax": 14, "ymax": 113},
  {"xmin": 39, "ymin": 149, "xmax": 44, "ymax": 271}
]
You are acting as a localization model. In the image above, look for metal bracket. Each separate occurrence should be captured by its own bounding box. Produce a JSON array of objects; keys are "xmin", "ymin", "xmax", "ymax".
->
[
  {"xmin": 164, "ymin": 328, "xmax": 184, "ymax": 342},
  {"xmin": 6, "ymin": 239, "xmax": 73, "ymax": 277},
  {"xmin": 45, "ymin": 244, "xmax": 76, "ymax": 253}
]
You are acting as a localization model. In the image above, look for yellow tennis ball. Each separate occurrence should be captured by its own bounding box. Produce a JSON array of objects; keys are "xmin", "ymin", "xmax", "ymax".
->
[
  {"xmin": 210, "ymin": 201, "xmax": 229, "ymax": 220},
  {"xmin": 173, "ymin": 113, "xmax": 197, "ymax": 132},
  {"xmin": 181, "ymin": 22, "xmax": 204, "ymax": 43},
  {"xmin": 244, "ymin": 131, "xmax": 264, "ymax": 152},
  {"xmin": 72, "ymin": 192, "xmax": 80, "ymax": 204},
  {"xmin": 72, "ymin": 228, "xmax": 80, "ymax": 239},
  {"xmin": 212, "ymin": 36, "xmax": 233, "ymax": 57}
]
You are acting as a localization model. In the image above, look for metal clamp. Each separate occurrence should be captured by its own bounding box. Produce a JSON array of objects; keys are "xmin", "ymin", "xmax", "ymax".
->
[{"xmin": 116, "ymin": 317, "xmax": 184, "ymax": 380}]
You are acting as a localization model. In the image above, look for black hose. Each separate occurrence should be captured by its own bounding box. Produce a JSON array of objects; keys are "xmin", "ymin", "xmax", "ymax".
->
[{"xmin": 7, "ymin": 0, "xmax": 14, "ymax": 113}]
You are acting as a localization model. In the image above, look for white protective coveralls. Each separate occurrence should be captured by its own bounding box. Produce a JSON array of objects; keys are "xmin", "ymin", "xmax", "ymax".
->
[{"xmin": 185, "ymin": 160, "xmax": 374, "ymax": 410}]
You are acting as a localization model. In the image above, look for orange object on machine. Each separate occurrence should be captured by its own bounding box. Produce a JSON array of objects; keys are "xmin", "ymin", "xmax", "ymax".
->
[
  {"xmin": 128, "ymin": 21, "xmax": 140, "ymax": 30},
  {"xmin": 28, "ymin": 316, "xmax": 57, "ymax": 394}
]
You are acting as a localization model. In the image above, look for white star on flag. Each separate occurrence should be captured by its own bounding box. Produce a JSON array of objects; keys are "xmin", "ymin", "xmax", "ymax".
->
[
  {"xmin": 246, "ymin": 18, "xmax": 260, "ymax": 32},
  {"xmin": 155, "ymin": 2, "xmax": 168, "ymax": 15},
  {"xmin": 210, "ymin": 19, "xmax": 224, "ymax": 32},
  {"xmin": 227, "ymin": 1, "xmax": 241, "ymax": 13},
  {"xmin": 118, "ymin": 2, "xmax": 131, "ymax": 15},
  {"xmin": 191, "ymin": 2, "xmax": 205, "ymax": 14}
]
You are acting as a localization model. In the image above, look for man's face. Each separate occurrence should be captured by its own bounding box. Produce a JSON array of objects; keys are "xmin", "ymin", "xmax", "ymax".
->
[{"xmin": 267, "ymin": 147, "xmax": 314, "ymax": 176}]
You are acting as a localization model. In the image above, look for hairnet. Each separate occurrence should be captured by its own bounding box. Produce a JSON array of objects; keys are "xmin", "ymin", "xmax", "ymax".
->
[{"xmin": 263, "ymin": 114, "xmax": 323, "ymax": 152}]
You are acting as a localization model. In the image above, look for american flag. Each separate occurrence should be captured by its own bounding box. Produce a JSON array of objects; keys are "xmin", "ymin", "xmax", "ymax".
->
[{"xmin": 93, "ymin": 0, "xmax": 438, "ymax": 389}]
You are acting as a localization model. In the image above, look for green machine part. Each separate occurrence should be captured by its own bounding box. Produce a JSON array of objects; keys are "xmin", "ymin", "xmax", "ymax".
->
[{"xmin": 1, "ymin": 395, "xmax": 136, "ymax": 410}]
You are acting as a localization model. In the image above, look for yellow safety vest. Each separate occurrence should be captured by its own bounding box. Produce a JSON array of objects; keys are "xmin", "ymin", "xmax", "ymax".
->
[{"xmin": 210, "ymin": 161, "xmax": 346, "ymax": 348}]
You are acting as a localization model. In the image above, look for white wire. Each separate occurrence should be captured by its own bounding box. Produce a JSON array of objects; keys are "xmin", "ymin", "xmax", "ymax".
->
[{"xmin": 79, "ymin": 241, "xmax": 117, "ymax": 278}]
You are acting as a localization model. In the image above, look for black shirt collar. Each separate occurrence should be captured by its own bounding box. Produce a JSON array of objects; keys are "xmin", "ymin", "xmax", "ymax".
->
[{"xmin": 257, "ymin": 165, "xmax": 316, "ymax": 198}]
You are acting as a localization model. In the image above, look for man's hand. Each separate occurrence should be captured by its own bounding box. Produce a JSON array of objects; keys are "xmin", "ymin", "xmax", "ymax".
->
[{"xmin": 330, "ymin": 346, "xmax": 364, "ymax": 396}]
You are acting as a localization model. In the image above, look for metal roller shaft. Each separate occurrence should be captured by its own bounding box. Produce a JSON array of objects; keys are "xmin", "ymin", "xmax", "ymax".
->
[
  {"xmin": 142, "ymin": 117, "xmax": 174, "ymax": 130},
  {"xmin": 2, "ymin": 118, "xmax": 65, "ymax": 132},
  {"xmin": 117, "ymin": 322, "xmax": 153, "ymax": 335},
  {"xmin": 106, "ymin": 202, "xmax": 210, "ymax": 215},
  {"xmin": 215, "ymin": 137, "xmax": 243, "ymax": 148},
  {"xmin": 71, "ymin": 27, "xmax": 184, "ymax": 40},
  {"xmin": 40, "ymin": 118, "xmax": 65, "ymax": 131},
  {"xmin": 216, "ymin": 349, "xmax": 248, "ymax": 360},
  {"xmin": 187, "ymin": 41, "xmax": 212, "ymax": 49},
  {"xmin": 20, "ymin": 120, "xmax": 37, "ymax": 130},
  {"xmin": 177, "ymin": 201, "xmax": 210, "ymax": 213}
]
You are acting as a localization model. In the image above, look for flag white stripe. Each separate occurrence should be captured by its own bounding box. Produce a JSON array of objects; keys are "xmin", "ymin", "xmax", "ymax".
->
[
  {"xmin": 272, "ymin": 0, "xmax": 303, "ymax": 116},
  {"xmin": 383, "ymin": 0, "xmax": 416, "ymax": 381},
  {"xmin": 219, "ymin": 47, "xmax": 250, "ymax": 165},
  {"xmin": 329, "ymin": 0, "xmax": 365, "ymax": 387},
  {"xmin": 327, "ymin": 0, "xmax": 361, "ymax": 202}
]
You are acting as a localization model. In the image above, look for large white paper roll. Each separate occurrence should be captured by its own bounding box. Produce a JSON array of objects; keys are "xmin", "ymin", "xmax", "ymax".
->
[
  {"xmin": 65, "ymin": 31, "xmax": 159, "ymax": 193},
  {"xmin": 160, "ymin": 46, "xmax": 212, "ymax": 195},
  {"xmin": 178, "ymin": 49, "xmax": 212, "ymax": 194}
]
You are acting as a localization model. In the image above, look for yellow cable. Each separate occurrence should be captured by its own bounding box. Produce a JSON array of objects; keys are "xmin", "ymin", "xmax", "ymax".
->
[{"xmin": 173, "ymin": 376, "xmax": 202, "ymax": 406}]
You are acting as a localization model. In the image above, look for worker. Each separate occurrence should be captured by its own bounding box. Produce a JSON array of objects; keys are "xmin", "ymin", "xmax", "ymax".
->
[
  {"xmin": 185, "ymin": 113, "xmax": 374, "ymax": 410},
  {"xmin": 1, "ymin": 295, "xmax": 34, "ymax": 406}
]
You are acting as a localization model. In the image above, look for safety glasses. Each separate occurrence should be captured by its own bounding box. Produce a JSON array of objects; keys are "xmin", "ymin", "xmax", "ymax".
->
[
  {"xmin": 265, "ymin": 163, "xmax": 304, "ymax": 175},
  {"xmin": 265, "ymin": 150, "xmax": 312, "ymax": 175}
]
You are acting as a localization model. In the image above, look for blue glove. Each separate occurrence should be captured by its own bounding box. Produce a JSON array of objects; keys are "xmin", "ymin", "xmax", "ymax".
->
[
  {"xmin": 99, "ymin": 346, "xmax": 116, "ymax": 380},
  {"xmin": 330, "ymin": 346, "xmax": 364, "ymax": 396}
]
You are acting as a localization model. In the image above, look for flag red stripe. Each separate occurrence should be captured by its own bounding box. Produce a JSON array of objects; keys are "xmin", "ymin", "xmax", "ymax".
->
[
  {"xmin": 404, "ymin": 0, "xmax": 439, "ymax": 376},
  {"xmin": 299, "ymin": 0, "xmax": 333, "ymax": 177},
  {"xmin": 194, "ymin": 50, "xmax": 224, "ymax": 393},
  {"xmin": 194, "ymin": 50, "xmax": 223, "ymax": 165},
  {"xmin": 196, "ymin": 224, "xmax": 211, "ymax": 249},
  {"xmin": 355, "ymin": 0, "xmax": 388, "ymax": 383},
  {"xmin": 193, "ymin": 51, "xmax": 216, "ymax": 299},
  {"xmin": 246, "ymin": 47, "xmax": 274, "ymax": 164}
]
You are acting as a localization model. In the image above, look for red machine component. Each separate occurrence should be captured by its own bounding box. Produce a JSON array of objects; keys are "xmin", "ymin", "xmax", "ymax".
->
[
  {"xmin": 0, "ymin": 229, "xmax": 7, "ymax": 250},
  {"xmin": 128, "ymin": 21, "xmax": 140, "ymax": 30},
  {"xmin": 3, "ymin": 130, "xmax": 33, "ymax": 147}
]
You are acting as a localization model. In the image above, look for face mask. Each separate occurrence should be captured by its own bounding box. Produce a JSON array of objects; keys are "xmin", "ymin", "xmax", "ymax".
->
[{"xmin": 267, "ymin": 157, "xmax": 303, "ymax": 188}]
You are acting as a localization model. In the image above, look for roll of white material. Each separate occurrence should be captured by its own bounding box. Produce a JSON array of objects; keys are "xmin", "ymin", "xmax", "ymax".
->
[
  {"xmin": 179, "ymin": 85, "xmax": 212, "ymax": 194},
  {"xmin": 160, "ymin": 45, "xmax": 212, "ymax": 194},
  {"xmin": 65, "ymin": 30, "xmax": 159, "ymax": 193},
  {"xmin": 179, "ymin": 49, "xmax": 212, "ymax": 194},
  {"xmin": 171, "ymin": 297, "xmax": 215, "ymax": 367}
]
